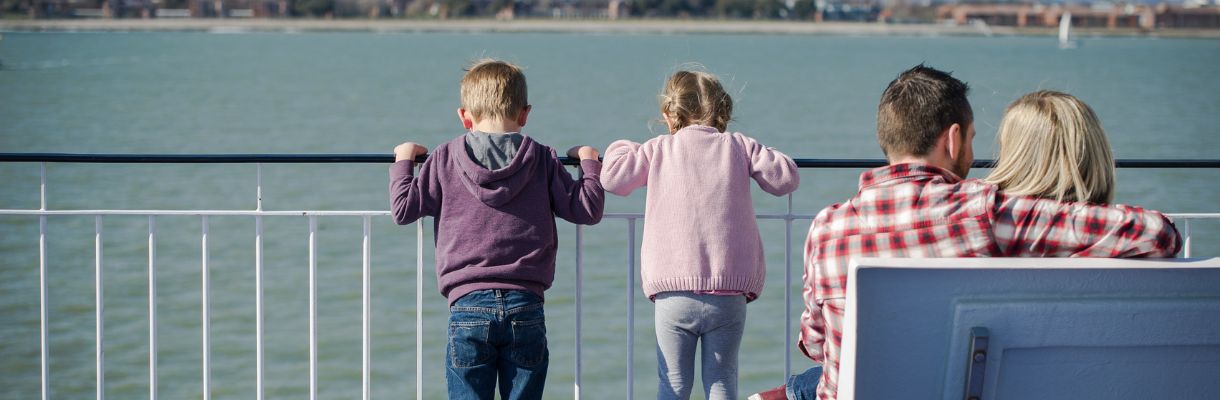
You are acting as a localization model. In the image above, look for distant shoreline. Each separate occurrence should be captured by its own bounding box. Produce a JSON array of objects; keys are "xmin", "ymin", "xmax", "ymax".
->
[{"xmin": 3, "ymin": 18, "xmax": 1220, "ymax": 39}]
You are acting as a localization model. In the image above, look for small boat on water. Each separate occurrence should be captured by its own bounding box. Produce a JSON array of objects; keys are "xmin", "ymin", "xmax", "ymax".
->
[{"xmin": 1059, "ymin": 12, "xmax": 1078, "ymax": 49}]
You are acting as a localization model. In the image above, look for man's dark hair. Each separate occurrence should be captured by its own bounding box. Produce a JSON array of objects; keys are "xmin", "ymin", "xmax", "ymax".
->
[{"xmin": 876, "ymin": 64, "xmax": 973, "ymax": 158}]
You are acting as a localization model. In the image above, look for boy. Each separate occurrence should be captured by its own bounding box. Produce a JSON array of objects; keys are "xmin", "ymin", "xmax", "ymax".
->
[{"xmin": 389, "ymin": 59, "xmax": 604, "ymax": 399}]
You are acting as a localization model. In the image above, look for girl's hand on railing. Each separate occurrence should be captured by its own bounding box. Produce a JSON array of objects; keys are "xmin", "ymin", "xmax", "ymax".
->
[{"xmin": 394, "ymin": 142, "xmax": 429, "ymax": 162}]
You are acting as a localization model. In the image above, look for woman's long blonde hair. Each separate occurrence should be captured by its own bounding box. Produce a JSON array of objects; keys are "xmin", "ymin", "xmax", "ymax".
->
[
  {"xmin": 659, "ymin": 70, "xmax": 733, "ymax": 133},
  {"xmin": 985, "ymin": 90, "xmax": 1115, "ymax": 204}
]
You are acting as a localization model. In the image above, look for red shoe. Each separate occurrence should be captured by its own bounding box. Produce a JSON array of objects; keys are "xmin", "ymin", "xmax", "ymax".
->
[{"xmin": 748, "ymin": 384, "xmax": 787, "ymax": 400}]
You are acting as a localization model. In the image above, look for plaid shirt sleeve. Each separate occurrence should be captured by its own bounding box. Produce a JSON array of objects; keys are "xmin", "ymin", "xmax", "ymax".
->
[
  {"xmin": 799, "ymin": 230, "xmax": 826, "ymax": 363},
  {"xmin": 991, "ymin": 193, "xmax": 1182, "ymax": 258}
]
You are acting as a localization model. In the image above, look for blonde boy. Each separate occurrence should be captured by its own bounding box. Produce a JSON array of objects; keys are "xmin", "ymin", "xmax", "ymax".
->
[{"xmin": 389, "ymin": 59, "xmax": 604, "ymax": 399}]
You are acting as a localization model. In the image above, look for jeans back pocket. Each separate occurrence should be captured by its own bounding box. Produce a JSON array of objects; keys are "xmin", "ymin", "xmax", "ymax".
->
[
  {"xmin": 509, "ymin": 317, "xmax": 548, "ymax": 368},
  {"xmin": 448, "ymin": 320, "xmax": 493, "ymax": 368}
]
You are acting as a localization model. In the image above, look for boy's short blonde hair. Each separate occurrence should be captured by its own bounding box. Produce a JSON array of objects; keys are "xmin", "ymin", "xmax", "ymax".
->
[
  {"xmin": 460, "ymin": 59, "xmax": 528, "ymax": 122},
  {"xmin": 985, "ymin": 90, "xmax": 1115, "ymax": 204}
]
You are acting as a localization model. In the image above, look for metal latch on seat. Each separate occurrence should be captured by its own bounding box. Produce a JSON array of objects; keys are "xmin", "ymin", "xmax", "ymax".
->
[{"xmin": 964, "ymin": 327, "xmax": 989, "ymax": 400}]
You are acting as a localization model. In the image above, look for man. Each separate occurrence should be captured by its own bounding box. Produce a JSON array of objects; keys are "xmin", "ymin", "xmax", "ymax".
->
[{"xmin": 753, "ymin": 65, "xmax": 1181, "ymax": 400}]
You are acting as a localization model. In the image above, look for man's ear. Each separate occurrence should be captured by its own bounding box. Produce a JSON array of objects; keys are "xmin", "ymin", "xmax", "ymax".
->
[
  {"xmin": 516, "ymin": 105, "xmax": 532, "ymax": 127},
  {"xmin": 457, "ymin": 108, "xmax": 474, "ymax": 130},
  {"xmin": 944, "ymin": 123, "xmax": 962, "ymax": 161}
]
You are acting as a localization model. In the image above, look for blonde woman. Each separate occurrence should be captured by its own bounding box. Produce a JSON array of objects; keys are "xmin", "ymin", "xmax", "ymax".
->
[{"xmin": 986, "ymin": 90, "xmax": 1116, "ymax": 204}]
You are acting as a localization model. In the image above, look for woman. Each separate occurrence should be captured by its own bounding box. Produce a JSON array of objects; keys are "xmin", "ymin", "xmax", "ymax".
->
[{"xmin": 986, "ymin": 90, "xmax": 1116, "ymax": 204}]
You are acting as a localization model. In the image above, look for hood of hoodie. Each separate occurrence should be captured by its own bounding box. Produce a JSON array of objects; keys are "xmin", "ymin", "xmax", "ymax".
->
[{"xmin": 451, "ymin": 134, "xmax": 542, "ymax": 207}]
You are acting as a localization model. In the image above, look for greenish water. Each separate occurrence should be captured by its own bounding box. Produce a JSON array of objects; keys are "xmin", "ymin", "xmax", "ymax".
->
[{"xmin": 1, "ymin": 32, "xmax": 1218, "ymax": 399}]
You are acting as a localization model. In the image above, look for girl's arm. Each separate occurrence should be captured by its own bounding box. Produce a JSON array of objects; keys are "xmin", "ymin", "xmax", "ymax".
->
[
  {"xmin": 734, "ymin": 133, "xmax": 800, "ymax": 196},
  {"xmin": 600, "ymin": 139, "xmax": 651, "ymax": 196}
]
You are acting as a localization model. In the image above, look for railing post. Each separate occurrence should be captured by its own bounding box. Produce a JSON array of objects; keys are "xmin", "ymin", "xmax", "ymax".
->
[
  {"xmin": 255, "ymin": 215, "xmax": 264, "ymax": 400},
  {"xmin": 255, "ymin": 163, "xmax": 263, "ymax": 211},
  {"xmin": 784, "ymin": 193, "xmax": 793, "ymax": 379},
  {"xmin": 39, "ymin": 214, "xmax": 49, "ymax": 400},
  {"xmin": 1184, "ymin": 219, "xmax": 1192, "ymax": 258},
  {"xmin": 362, "ymin": 216, "xmax": 372, "ymax": 400},
  {"xmin": 148, "ymin": 216, "xmax": 157, "ymax": 400},
  {"xmin": 627, "ymin": 218, "xmax": 636, "ymax": 400},
  {"xmin": 39, "ymin": 162, "xmax": 46, "ymax": 211},
  {"xmin": 202, "ymin": 216, "xmax": 211, "ymax": 400},
  {"xmin": 575, "ymin": 225, "xmax": 583, "ymax": 400},
  {"xmin": 254, "ymin": 161, "xmax": 266, "ymax": 400},
  {"xmin": 416, "ymin": 221, "xmax": 424, "ymax": 399},
  {"xmin": 40, "ymin": 162, "xmax": 48, "ymax": 400},
  {"xmin": 308, "ymin": 216, "xmax": 318, "ymax": 400},
  {"xmin": 96, "ymin": 216, "xmax": 105, "ymax": 400}
]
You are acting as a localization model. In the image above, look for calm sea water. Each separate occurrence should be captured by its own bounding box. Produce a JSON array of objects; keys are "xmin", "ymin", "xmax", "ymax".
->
[{"xmin": 1, "ymin": 31, "xmax": 1218, "ymax": 399}]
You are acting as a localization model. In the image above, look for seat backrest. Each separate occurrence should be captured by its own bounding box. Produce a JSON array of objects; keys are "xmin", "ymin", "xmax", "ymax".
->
[{"xmin": 837, "ymin": 257, "xmax": 1220, "ymax": 400}]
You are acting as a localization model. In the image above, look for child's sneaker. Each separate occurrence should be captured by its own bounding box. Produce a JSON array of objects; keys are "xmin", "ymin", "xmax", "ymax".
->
[{"xmin": 747, "ymin": 384, "xmax": 787, "ymax": 400}]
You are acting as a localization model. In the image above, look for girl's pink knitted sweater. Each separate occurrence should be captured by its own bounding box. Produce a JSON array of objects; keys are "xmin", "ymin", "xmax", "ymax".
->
[{"xmin": 601, "ymin": 125, "xmax": 800, "ymax": 301}]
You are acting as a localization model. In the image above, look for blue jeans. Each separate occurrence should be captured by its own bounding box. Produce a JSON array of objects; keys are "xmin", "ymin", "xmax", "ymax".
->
[
  {"xmin": 654, "ymin": 292, "xmax": 747, "ymax": 400},
  {"xmin": 785, "ymin": 366, "xmax": 823, "ymax": 400},
  {"xmin": 446, "ymin": 289, "xmax": 548, "ymax": 400}
]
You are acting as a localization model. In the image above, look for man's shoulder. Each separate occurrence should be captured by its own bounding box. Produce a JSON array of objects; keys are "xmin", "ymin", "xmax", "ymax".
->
[
  {"xmin": 927, "ymin": 176, "xmax": 997, "ymax": 196},
  {"xmin": 810, "ymin": 178, "xmax": 999, "ymax": 229},
  {"xmin": 812, "ymin": 201, "xmax": 849, "ymax": 225}
]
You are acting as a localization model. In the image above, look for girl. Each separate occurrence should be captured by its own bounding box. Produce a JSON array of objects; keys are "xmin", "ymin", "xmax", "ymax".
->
[
  {"xmin": 601, "ymin": 70, "xmax": 800, "ymax": 400},
  {"xmin": 986, "ymin": 90, "xmax": 1116, "ymax": 204}
]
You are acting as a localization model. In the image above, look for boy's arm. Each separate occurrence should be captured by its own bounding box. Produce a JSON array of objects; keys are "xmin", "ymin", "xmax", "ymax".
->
[
  {"xmin": 389, "ymin": 142, "xmax": 442, "ymax": 225},
  {"xmin": 992, "ymin": 193, "xmax": 1182, "ymax": 257},
  {"xmin": 548, "ymin": 146, "xmax": 605, "ymax": 225},
  {"xmin": 600, "ymin": 139, "xmax": 650, "ymax": 196},
  {"xmin": 734, "ymin": 133, "xmax": 800, "ymax": 196}
]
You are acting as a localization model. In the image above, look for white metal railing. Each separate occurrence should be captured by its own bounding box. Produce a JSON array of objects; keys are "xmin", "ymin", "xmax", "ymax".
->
[{"xmin": 2, "ymin": 159, "xmax": 1217, "ymax": 400}]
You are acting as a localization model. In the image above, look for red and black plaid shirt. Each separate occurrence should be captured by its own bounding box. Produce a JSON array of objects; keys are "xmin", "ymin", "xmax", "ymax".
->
[{"xmin": 800, "ymin": 163, "xmax": 1181, "ymax": 400}]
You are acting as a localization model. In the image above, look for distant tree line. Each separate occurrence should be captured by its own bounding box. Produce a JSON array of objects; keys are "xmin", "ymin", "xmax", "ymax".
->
[
  {"xmin": 429, "ymin": 0, "xmax": 819, "ymax": 19},
  {"xmin": 628, "ymin": 0, "xmax": 814, "ymax": 19},
  {"xmin": 3, "ymin": 0, "xmax": 822, "ymax": 20},
  {"xmin": 284, "ymin": 0, "xmax": 822, "ymax": 19}
]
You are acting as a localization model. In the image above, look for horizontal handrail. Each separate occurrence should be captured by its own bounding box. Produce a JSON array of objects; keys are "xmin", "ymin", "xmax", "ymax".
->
[
  {"xmin": 3, "ymin": 153, "xmax": 1220, "ymax": 169},
  {"xmin": 1, "ymin": 209, "xmax": 1214, "ymax": 223}
]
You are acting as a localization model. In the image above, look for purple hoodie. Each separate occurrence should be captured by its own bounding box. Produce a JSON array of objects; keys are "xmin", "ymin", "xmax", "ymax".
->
[{"xmin": 390, "ymin": 134, "xmax": 604, "ymax": 305}]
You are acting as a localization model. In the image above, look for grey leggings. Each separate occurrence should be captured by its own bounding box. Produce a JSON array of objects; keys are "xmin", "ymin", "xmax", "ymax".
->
[{"xmin": 654, "ymin": 291, "xmax": 747, "ymax": 400}]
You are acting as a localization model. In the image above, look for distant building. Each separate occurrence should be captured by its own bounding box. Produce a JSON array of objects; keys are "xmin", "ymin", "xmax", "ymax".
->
[
  {"xmin": 11, "ymin": 0, "xmax": 1220, "ymax": 30},
  {"xmin": 935, "ymin": 3, "xmax": 1220, "ymax": 29},
  {"xmin": 820, "ymin": 0, "xmax": 882, "ymax": 22}
]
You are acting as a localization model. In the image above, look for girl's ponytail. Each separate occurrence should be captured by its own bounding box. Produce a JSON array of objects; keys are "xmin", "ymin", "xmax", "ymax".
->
[{"xmin": 659, "ymin": 70, "xmax": 733, "ymax": 133}]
